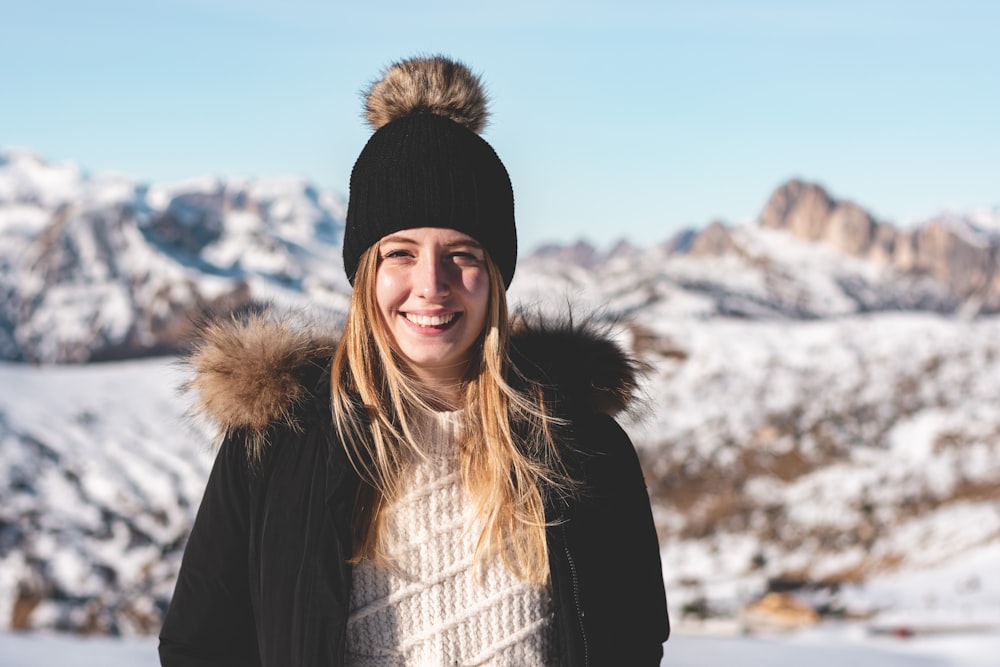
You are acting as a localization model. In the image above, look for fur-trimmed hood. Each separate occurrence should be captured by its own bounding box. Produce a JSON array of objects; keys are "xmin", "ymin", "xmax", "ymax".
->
[{"xmin": 183, "ymin": 309, "xmax": 643, "ymax": 446}]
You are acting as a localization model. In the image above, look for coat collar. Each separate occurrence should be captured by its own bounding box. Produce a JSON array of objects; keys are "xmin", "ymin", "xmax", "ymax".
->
[{"xmin": 183, "ymin": 307, "xmax": 643, "ymax": 450}]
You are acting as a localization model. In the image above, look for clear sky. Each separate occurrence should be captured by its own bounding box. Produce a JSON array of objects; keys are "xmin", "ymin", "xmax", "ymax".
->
[{"xmin": 4, "ymin": 0, "xmax": 998, "ymax": 252}]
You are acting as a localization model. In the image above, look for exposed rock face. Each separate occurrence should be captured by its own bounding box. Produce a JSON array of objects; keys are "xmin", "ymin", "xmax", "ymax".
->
[
  {"xmin": 826, "ymin": 201, "xmax": 877, "ymax": 256},
  {"xmin": 759, "ymin": 178, "xmax": 836, "ymax": 241},
  {"xmin": 529, "ymin": 239, "xmax": 601, "ymax": 267},
  {"xmin": 896, "ymin": 220, "xmax": 998, "ymax": 311},
  {"xmin": 759, "ymin": 179, "xmax": 878, "ymax": 255},
  {"xmin": 756, "ymin": 180, "xmax": 999, "ymax": 314},
  {"xmin": 687, "ymin": 220, "xmax": 740, "ymax": 257}
]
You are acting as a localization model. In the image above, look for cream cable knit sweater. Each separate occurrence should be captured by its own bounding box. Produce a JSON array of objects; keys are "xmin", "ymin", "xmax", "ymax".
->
[{"xmin": 345, "ymin": 411, "xmax": 559, "ymax": 666}]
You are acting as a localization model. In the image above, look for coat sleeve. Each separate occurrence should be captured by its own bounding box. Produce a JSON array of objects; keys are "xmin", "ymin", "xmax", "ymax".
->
[
  {"xmin": 566, "ymin": 413, "xmax": 670, "ymax": 665},
  {"xmin": 159, "ymin": 435, "xmax": 262, "ymax": 667}
]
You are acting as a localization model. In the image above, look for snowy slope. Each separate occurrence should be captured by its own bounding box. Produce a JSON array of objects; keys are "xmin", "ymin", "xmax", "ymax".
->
[
  {"xmin": 624, "ymin": 314, "xmax": 1000, "ymax": 625},
  {"xmin": 3, "ymin": 619, "xmax": 1000, "ymax": 666},
  {"xmin": 3, "ymin": 314, "xmax": 998, "ymax": 637},
  {"xmin": 0, "ymin": 358, "xmax": 212, "ymax": 634}
]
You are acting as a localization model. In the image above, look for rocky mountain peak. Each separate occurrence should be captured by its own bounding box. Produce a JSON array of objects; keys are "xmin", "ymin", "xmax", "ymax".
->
[
  {"xmin": 686, "ymin": 220, "xmax": 740, "ymax": 257},
  {"xmin": 758, "ymin": 179, "xmax": 834, "ymax": 234},
  {"xmin": 753, "ymin": 179, "xmax": 999, "ymax": 313},
  {"xmin": 758, "ymin": 179, "xmax": 877, "ymax": 256}
]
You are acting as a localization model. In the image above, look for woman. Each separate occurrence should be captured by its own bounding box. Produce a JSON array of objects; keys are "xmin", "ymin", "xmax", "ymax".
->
[{"xmin": 159, "ymin": 56, "xmax": 669, "ymax": 666}]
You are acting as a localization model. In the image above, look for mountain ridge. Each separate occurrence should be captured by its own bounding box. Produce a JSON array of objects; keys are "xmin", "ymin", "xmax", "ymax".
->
[
  {"xmin": 4, "ymin": 149, "xmax": 999, "ymax": 363},
  {"xmin": 1, "ymin": 149, "xmax": 349, "ymax": 363}
]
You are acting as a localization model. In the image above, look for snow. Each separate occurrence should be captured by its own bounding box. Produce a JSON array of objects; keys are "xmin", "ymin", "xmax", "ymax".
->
[
  {"xmin": 0, "ymin": 633, "xmax": 158, "ymax": 667},
  {"xmin": 967, "ymin": 207, "xmax": 1000, "ymax": 233},
  {"xmin": 934, "ymin": 211, "xmax": 1000, "ymax": 248},
  {"xmin": 1, "ymin": 630, "xmax": 998, "ymax": 666},
  {"xmin": 0, "ymin": 358, "xmax": 214, "ymax": 633},
  {"xmin": 0, "ymin": 148, "xmax": 85, "ymax": 207}
]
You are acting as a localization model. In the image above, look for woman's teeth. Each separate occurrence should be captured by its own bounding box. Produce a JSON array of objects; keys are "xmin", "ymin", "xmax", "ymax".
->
[{"xmin": 404, "ymin": 313, "xmax": 458, "ymax": 327}]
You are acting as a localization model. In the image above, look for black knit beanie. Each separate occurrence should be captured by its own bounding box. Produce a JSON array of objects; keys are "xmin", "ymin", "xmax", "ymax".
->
[{"xmin": 343, "ymin": 56, "xmax": 517, "ymax": 288}]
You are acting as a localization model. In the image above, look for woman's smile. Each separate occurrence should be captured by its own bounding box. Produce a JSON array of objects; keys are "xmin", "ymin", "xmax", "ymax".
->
[{"xmin": 401, "ymin": 311, "xmax": 462, "ymax": 329}]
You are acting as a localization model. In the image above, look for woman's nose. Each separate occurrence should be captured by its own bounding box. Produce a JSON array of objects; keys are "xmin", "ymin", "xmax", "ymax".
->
[{"xmin": 415, "ymin": 255, "xmax": 449, "ymax": 297}]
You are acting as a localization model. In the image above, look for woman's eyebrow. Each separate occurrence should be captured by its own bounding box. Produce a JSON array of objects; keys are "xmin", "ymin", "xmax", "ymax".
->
[
  {"xmin": 443, "ymin": 239, "xmax": 483, "ymax": 249},
  {"xmin": 379, "ymin": 234, "xmax": 417, "ymax": 245},
  {"xmin": 379, "ymin": 235, "xmax": 483, "ymax": 249}
]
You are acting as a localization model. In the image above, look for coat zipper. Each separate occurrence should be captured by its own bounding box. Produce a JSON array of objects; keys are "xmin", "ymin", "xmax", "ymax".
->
[{"xmin": 561, "ymin": 524, "xmax": 589, "ymax": 667}]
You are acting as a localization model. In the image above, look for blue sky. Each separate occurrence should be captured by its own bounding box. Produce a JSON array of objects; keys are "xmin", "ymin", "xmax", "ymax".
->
[{"xmin": 4, "ymin": 0, "xmax": 998, "ymax": 252}]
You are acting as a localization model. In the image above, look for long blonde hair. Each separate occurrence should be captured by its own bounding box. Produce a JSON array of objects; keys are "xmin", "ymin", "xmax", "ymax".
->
[{"xmin": 330, "ymin": 245, "xmax": 575, "ymax": 584}]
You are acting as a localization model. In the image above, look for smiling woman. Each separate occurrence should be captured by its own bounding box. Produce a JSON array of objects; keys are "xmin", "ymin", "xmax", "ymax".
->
[{"xmin": 157, "ymin": 55, "xmax": 669, "ymax": 667}]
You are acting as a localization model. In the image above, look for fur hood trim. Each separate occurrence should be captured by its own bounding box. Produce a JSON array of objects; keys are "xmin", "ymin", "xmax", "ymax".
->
[
  {"xmin": 508, "ymin": 314, "xmax": 644, "ymax": 417},
  {"xmin": 183, "ymin": 309, "xmax": 643, "ymax": 445},
  {"xmin": 183, "ymin": 310, "xmax": 338, "ymax": 446}
]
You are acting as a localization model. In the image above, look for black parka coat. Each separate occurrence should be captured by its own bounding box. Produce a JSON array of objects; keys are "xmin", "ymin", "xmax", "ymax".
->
[{"xmin": 158, "ymin": 313, "xmax": 669, "ymax": 666}]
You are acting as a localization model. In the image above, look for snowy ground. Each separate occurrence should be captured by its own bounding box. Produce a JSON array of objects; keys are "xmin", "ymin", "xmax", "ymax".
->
[{"xmin": 2, "ymin": 627, "xmax": 998, "ymax": 666}]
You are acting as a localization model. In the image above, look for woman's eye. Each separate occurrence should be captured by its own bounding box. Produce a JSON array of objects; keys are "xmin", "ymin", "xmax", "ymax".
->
[{"xmin": 382, "ymin": 249, "xmax": 412, "ymax": 259}]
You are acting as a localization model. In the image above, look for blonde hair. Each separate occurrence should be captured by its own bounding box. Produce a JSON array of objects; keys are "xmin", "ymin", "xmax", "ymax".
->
[{"xmin": 330, "ymin": 245, "xmax": 575, "ymax": 585}]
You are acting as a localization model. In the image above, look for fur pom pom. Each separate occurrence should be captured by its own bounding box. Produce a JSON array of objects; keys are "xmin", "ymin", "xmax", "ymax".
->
[{"xmin": 364, "ymin": 56, "xmax": 489, "ymax": 133}]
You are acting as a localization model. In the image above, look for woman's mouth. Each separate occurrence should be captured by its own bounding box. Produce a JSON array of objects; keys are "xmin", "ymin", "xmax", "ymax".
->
[{"xmin": 403, "ymin": 312, "xmax": 461, "ymax": 328}]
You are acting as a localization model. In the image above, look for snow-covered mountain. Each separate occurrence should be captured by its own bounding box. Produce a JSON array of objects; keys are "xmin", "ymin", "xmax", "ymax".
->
[
  {"xmin": 0, "ymin": 149, "xmax": 349, "ymax": 363},
  {"xmin": 1, "ymin": 150, "xmax": 998, "ymax": 637},
  {"xmin": 3, "ymin": 152, "xmax": 998, "ymax": 363},
  {"xmin": 514, "ymin": 180, "xmax": 1000, "ymax": 321}
]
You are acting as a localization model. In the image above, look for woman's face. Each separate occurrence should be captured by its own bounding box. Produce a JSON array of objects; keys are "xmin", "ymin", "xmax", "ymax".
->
[{"xmin": 375, "ymin": 227, "xmax": 490, "ymax": 386}]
